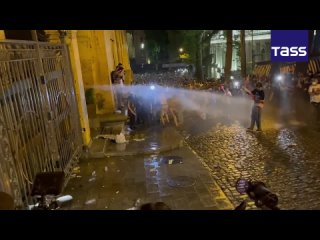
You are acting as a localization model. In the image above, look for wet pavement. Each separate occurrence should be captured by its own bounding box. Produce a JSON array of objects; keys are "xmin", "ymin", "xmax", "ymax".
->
[
  {"xmin": 62, "ymin": 146, "xmax": 233, "ymax": 210},
  {"xmin": 62, "ymin": 95, "xmax": 320, "ymax": 210},
  {"xmin": 87, "ymin": 126, "xmax": 183, "ymax": 158},
  {"xmin": 182, "ymin": 102, "xmax": 320, "ymax": 210}
]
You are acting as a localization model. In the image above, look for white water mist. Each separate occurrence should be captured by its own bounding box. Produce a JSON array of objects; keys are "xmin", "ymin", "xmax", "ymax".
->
[{"xmin": 89, "ymin": 84, "xmax": 253, "ymax": 122}]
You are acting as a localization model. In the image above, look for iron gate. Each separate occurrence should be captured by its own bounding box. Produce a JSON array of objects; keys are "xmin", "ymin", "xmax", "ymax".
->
[{"xmin": 0, "ymin": 40, "xmax": 82, "ymax": 208}]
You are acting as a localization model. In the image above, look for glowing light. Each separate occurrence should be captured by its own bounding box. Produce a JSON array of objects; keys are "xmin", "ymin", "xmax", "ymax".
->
[
  {"xmin": 179, "ymin": 48, "xmax": 183, "ymax": 53},
  {"xmin": 141, "ymin": 43, "xmax": 145, "ymax": 49},
  {"xmin": 150, "ymin": 85, "xmax": 155, "ymax": 90},
  {"xmin": 276, "ymin": 75, "xmax": 282, "ymax": 81}
]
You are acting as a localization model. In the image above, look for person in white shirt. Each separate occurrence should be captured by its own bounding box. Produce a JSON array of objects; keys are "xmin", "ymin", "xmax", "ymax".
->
[
  {"xmin": 308, "ymin": 78, "xmax": 320, "ymax": 103},
  {"xmin": 308, "ymin": 78, "xmax": 320, "ymax": 123}
]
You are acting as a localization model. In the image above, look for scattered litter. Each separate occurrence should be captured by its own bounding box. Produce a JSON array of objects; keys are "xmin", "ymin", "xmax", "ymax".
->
[
  {"xmin": 127, "ymin": 207, "xmax": 136, "ymax": 210},
  {"xmin": 287, "ymin": 143, "xmax": 297, "ymax": 148},
  {"xmin": 92, "ymin": 171, "xmax": 96, "ymax": 176},
  {"xmin": 89, "ymin": 177, "xmax": 96, "ymax": 182},
  {"xmin": 72, "ymin": 167, "xmax": 80, "ymax": 174},
  {"xmin": 104, "ymin": 166, "xmax": 108, "ymax": 172},
  {"xmin": 105, "ymin": 206, "xmax": 108, "ymax": 209},
  {"xmin": 71, "ymin": 174, "xmax": 77, "ymax": 178},
  {"xmin": 168, "ymin": 159, "xmax": 173, "ymax": 165},
  {"xmin": 85, "ymin": 199, "xmax": 96, "ymax": 205},
  {"xmin": 76, "ymin": 175, "xmax": 82, "ymax": 178},
  {"xmin": 28, "ymin": 204, "xmax": 36, "ymax": 210},
  {"xmin": 133, "ymin": 138, "xmax": 145, "ymax": 142},
  {"xmin": 115, "ymin": 133, "xmax": 126, "ymax": 144},
  {"xmin": 134, "ymin": 198, "xmax": 141, "ymax": 207},
  {"xmin": 107, "ymin": 156, "xmax": 110, "ymax": 158},
  {"xmin": 95, "ymin": 134, "xmax": 115, "ymax": 140},
  {"xmin": 117, "ymin": 170, "xmax": 120, "ymax": 173},
  {"xmin": 150, "ymin": 168, "xmax": 156, "ymax": 172},
  {"xmin": 57, "ymin": 195, "xmax": 73, "ymax": 203},
  {"xmin": 116, "ymin": 191, "xmax": 119, "ymax": 194},
  {"xmin": 102, "ymin": 185, "xmax": 105, "ymax": 188}
]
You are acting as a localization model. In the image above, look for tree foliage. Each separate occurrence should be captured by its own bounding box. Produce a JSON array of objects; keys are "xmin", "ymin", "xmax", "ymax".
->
[
  {"xmin": 144, "ymin": 30, "xmax": 169, "ymax": 63},
  {"xmin": 179, "ymin": 30, "xmax": 202, "ymax": 64}
]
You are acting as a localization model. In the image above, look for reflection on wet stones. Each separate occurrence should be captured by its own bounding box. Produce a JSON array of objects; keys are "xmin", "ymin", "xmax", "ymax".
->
[{"xmin": 184, "ymin": 120, "xmax": 320, "ymax": 209}]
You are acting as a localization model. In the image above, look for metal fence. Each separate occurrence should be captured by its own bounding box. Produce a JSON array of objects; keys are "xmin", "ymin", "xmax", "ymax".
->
[{"xmin": 0, "ymin": 40, "xmax": 82, "ymax": 208}]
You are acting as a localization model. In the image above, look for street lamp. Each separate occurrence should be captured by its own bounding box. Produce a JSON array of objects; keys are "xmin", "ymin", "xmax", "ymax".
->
[
  {"xmin": 179, "ymin": 48, "xmax": 183, "ymax": 53},
  {"xmin": 141, "ymin": 43, "xmax": 145, "ymax": 49}
]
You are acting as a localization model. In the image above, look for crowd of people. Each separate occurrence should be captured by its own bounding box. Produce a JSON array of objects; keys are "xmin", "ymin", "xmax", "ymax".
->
[
  {"xmin": 110, "ymin": 64, "xmax": 320, "ymax": 131},
  {"xmin": 114, "ymin": 71, "xmax": 249, "ymax": 130}
]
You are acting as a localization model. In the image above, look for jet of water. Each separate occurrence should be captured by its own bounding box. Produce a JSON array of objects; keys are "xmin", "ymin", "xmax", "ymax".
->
[{"xmin": 89, "ymin": 84, "xmax": 253, "ymax": 123}]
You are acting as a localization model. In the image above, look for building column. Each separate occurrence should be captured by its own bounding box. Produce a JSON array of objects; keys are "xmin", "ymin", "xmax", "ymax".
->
[
  {"xmin": 0, "ymin": 30, "xmax": 5, "ymax": 40},
  {"xmin": 63, "ymin": 30, "xmax": 91, "ymax": 146}
]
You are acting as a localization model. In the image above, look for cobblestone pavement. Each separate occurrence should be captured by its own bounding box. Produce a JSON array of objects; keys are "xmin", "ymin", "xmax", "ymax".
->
[{"xmin": 182, "ymin": 104, "xmax": 320, "ymax": 210}]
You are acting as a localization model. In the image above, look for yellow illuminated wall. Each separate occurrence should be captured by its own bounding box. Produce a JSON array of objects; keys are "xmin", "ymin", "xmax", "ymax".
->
[
  {"xmin": 1, "ymin": 30, "xmax": 132, "ymax": 145},
  {"xmin": 0, "ymin": 30, "xmax": 5, "ymax": 40}
]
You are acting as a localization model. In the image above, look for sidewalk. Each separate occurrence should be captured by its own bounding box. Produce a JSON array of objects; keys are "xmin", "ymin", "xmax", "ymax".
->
[
  {"xmin": 87, "ymin": 126, "xmax": 184, "ymax": 158},
  {"xmin": 62, "ymin": 127, "xmax": 234, "ymax": 210}
]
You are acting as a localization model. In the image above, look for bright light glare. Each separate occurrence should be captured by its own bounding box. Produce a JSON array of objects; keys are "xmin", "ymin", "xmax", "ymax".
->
[
  {"xmin": 150, "ymin": 85, "xmax": 155, "ymax": 90},
  {"xmin": 276, "ymin": 75, "xmax": 282, "ymax": 81},
  {"xmin": 141, "ymin": 43, "xmax": 145, "ymax": 49},
  {"xmin": 234, "ymin": 81, "xmax": 239, "ymax": 87}
]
